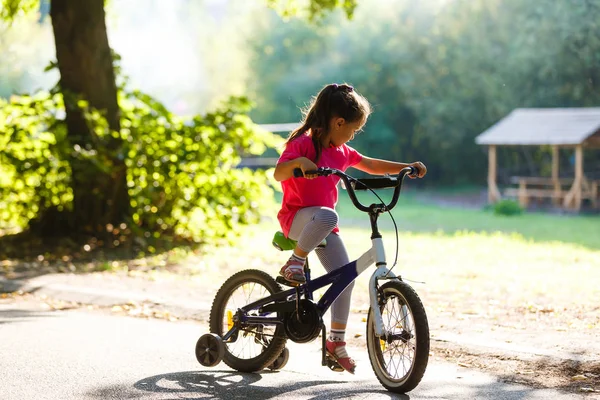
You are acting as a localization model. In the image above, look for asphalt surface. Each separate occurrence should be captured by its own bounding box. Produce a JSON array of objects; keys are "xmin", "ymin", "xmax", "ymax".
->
[
  {"xmin": 0, "ymin": 299, "xmax": 589, "ymax": 400},
  {"xmin": 2, "ymin": 272, "xmax": 599, "ymax": 365}
]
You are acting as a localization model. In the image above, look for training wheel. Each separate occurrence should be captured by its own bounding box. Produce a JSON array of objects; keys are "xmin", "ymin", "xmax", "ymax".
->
[
  {"xmin": 195, "ymin": 333, "xmax": 224, "ymax": 367},
  {"xmin": 268, "ymin": 347, "xmax": 290, "ymax": 371}
]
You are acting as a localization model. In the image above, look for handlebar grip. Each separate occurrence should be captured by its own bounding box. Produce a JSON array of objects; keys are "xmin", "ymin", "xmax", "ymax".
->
[{"xmin": 293, "ymin": 168, "xmax": 320, "ymax": 178}]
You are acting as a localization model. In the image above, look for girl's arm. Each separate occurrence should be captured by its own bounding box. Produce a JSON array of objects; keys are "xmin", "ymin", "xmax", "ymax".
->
[
  {"xmin": 354, "ymin": 156, "xmax": 427, "ymax": 178},
  {"xmin": 273, "ymin": 157, "xmax": 319, "ymax": 181}
]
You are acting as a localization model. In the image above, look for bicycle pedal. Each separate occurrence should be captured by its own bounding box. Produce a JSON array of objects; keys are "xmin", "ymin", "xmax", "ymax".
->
[
  {"xmin": 325, "ymin": 355, "xmax": 344, "ymax": 372},
  {"xmin": 275, "ymin": 276, "xmax": 300, "ymax": 287}
]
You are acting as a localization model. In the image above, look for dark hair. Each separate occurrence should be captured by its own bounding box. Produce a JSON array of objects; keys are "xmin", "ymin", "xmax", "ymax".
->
[{"xmin": 286, "ymin": 83, "xmax": 371, "ymax": 163}]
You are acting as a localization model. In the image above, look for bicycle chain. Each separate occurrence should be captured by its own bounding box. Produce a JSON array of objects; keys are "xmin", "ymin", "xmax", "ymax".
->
[{"xmin": 237, "ymin": 326, "xmax": 277, "ymax": 338}]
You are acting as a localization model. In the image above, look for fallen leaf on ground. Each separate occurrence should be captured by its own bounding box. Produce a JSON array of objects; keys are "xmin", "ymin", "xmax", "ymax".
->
[{"xmin": 571, "ymin": 374, "xmax": 587, "ymax": 381}]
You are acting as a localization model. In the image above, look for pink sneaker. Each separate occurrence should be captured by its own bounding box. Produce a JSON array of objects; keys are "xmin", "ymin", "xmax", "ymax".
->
[
  {"xmin": 279, "ymin": 258, "xmax": 305, "ymax": 285},
  {"xmin": 326, "ymin": 340, "xmax": 356, "ymax": 374}
]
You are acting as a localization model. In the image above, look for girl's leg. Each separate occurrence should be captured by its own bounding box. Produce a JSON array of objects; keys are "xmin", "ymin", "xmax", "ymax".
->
[
  {"xmin": 281, "ymin": 207, "xmax": 338, "ymax": 284},
  {"xmin": 315, "ymin": 232, "xmax": 356, "ymax": 373},
  {"xmin": 315, "ymin": 233, "xmax": 353, "ymax": 328}
]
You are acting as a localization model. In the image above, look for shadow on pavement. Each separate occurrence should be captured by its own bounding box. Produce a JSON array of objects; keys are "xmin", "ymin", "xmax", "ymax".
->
[
  {"xmin": 131, "ymin": 370, "xmax": 409, "ymax": 399},
  {"xmin": 497, "ymin": 356, "xmax": 600, "ymax": 396},
  {"xmin": 0, "ymin": 308, "xmax": 54, "ymax": 325}
]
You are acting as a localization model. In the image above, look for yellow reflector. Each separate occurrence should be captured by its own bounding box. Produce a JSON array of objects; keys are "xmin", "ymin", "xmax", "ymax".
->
[{"xmin": 227, "ymin": 310, "xmax": 234, "ymax": 330}]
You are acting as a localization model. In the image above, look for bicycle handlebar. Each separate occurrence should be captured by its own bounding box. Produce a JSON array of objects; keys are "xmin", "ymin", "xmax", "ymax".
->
[{"xmin": 292, "ymin": 166, "xmax": 417, "ymax": 213}]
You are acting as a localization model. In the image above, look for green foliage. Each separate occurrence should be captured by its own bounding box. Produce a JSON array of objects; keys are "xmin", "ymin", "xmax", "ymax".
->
[
  {"xmin": 492, "ymin": 200, "xmax": 523, "ymax": 217},
  {"xmin": 0, "ymin": 91, "xmax": 71, "ymax": 229},
  {"xmin": 266, "ymin": 0, "xmax": 357, "ymax": 19},
  {"xmin": 0, "ymin": 88, "xmax": 282, "ymax": 245},
  {"xmin": 0, "ymin": 0, "xmax": 38, "ymax": 21},
  {"xmin": 116, "ymin": 91, "xmax": 281, "ymax": 243},
  {"xmin": 248, "ymin": 0, "xmax": 600, "ymax": 184}
]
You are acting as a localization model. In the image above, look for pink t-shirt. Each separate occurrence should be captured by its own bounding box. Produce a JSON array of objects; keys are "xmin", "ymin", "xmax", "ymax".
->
[{"xmin": 277, "ymin": 133, "xmax": 363, "ymax": 237}]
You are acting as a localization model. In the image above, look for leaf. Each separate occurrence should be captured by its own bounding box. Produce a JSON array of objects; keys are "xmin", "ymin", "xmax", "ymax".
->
[
  {"xmin": 44, "ymin": 61, "xmax": 58, "ymax": 73},
  {"xmin": 516, "ymin": 370, "xmax": 535, "ymax": 375},
  {"xmin": 571, "ymin": 374, "xmax": 588, "ymax": 381}
]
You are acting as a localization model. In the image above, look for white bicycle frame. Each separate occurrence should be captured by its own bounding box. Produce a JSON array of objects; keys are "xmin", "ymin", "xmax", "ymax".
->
[{"xmin": 355, "ymin": 237, "xmax": 401, "ymax": 338}]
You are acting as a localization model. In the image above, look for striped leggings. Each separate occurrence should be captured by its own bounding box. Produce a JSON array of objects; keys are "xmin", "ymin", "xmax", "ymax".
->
[{"xmin": 288, "ymin": 206, "xmax": 354, "ymax": 326}]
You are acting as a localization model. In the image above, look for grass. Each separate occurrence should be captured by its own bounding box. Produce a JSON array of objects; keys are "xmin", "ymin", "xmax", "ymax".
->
[
  {"xmin": 183, "ymin": 215, "xmax": 599, "ymax": 334},
  {"xmin": 334, "ymin": 188, "xmax": 600, "ymax": 250},
  {"xmin": 3, "ymin": 187, "xmax": 598, "ymax": 337},
  {"xmin": 179, "ymin": 190, "xmax": 600, "ymax": 335},
  {"xmin": 335, "ymin": 189, "xmax": 600, "ymax": 330},
  {"xmin": 4, "ymin": 187, "xmax": 599, "ymax": 326}
]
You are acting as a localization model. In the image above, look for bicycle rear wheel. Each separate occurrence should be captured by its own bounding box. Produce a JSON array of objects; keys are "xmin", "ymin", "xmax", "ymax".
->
[
  {"xmin": 366, "ymin": 280, "xmax": 429, "ymax": 393},
  {"xmin": 209, "ymin": 269, "xmax": 287, "ymax": 372}
]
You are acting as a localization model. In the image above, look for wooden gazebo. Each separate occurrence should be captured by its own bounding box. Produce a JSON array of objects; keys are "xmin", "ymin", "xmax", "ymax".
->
[{"xmin": 475, "ymin": 108, "xmax": 600, "ymax": 211}]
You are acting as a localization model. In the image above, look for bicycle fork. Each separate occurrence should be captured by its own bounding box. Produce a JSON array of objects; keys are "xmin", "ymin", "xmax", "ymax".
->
[{"xmin": 357, "ymin": 237, "xmax": 399, "ymax": 338}]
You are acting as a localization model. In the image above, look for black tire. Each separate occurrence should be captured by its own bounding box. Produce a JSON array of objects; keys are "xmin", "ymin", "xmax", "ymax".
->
[
  {"xmin": 268, "ymin": 347, "xmax": 290, "ymax": 371},
  {"xmin": 195, "ymin": 333, "xmax": 224, "ymax": 367},
  {"xmin": 209, "ymin": 269, "xmax": 287, "ymax": 372},
  {"xmin": 366, "ymin": 280, "xmax": 430, "ymax": 393}
]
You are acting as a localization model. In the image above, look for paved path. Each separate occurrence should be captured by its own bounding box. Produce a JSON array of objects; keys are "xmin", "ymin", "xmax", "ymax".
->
[
  {"xmin": 0, "ymin": 300, "xmax": 589, "ymax": 400},
  {"xmin": 2, "ymin": 272, "xmax": 598, "ymax": 365}
]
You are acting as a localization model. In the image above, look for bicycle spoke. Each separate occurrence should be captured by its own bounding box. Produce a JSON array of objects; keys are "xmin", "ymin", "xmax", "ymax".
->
[
  {"xmin": 221, "ymin": 281, "xmax": 275, "ymax": 360},
  {"xmin": 209, "ymin": 269, "xmax": 287, "ymax": 373},
  {"xmin": 379, "ymin": 293, "xmax": 418, "ymax": 379}
]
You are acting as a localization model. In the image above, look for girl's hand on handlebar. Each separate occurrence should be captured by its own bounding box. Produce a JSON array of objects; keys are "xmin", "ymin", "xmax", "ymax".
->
[
  {"xmin": 409, "ymin": 162, "xmax": 427, "ymax": 179},
  {"xmin": 297, "ymin": 157, "xmax": 319, "ymax": 179}
]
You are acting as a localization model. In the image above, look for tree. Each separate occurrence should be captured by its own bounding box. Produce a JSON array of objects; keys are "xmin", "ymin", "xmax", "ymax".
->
[
  {"xmin": 49, "ymin": 0, "xmax": 128, "ymax": 235},
  {"xmin": 248, "ymin": 0, "xmax": 600, "ymax": 184},
  {"xmin": 0, "ymin": 0, "xmax": 357, "ymax": 243},
  {"xmin": 1, "ymin": 0, "xmax": 127, "ymax": 236}
]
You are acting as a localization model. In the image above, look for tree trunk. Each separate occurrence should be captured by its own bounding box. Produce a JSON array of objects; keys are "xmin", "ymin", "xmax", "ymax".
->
[{"xmin": 43, "ymin": 0, "xmax": 130, "ymax": 238}]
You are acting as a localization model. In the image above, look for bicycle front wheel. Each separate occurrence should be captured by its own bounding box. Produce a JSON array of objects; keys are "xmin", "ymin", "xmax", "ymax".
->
[
  {"xmin": 366, "ymin": 280, "xmax": 430, "ymax": 393},
  {"xmin": 209, "ymin": 269, "xmax": 287, "ymax": 372}
]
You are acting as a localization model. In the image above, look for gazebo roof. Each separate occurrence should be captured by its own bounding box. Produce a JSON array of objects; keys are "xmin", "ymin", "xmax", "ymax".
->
[{"xmin": 475, "ymin": 108, "xmax": 600, "ymax": 146}]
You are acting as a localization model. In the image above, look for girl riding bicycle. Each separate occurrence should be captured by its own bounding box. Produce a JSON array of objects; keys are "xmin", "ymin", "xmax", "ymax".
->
[{"xmin": 274, "ymin": 83, "xmax": 427, "ymax": 373}]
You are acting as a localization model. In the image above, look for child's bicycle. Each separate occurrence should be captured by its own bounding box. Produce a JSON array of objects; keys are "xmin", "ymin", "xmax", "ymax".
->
[{"xmin": 195, "ymin": 166, "xmax": 430, "ymax": 394}]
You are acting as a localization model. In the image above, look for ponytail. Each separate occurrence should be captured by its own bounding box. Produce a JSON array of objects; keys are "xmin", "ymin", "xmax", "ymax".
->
[{"xmin": 285, "ymin": 83, "xmax": 366, "ymax": 163}]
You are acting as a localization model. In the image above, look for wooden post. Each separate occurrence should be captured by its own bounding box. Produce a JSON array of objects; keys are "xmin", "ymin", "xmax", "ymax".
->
[
  {"xmin": 574, "ymin": 145, "xmax": 583, "ymax": 211},
  {"xmin": 551, "ymin": 146, "xmax": 561, "ymax": 205},
  {"xmin": 487, "ymin": 145, "xmax": 501, "ymax": 203},
  {"xmin": 563, "ymin": 145, "xmax": 583, "ymax": 211},
  {"xmin": 518, "ymin": 178, "xmax": 528, "ymax": 208}
]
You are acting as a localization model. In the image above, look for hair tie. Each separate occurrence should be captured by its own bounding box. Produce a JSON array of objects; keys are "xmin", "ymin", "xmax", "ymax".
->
[
  {"xmin": 331, "ymin": 83, "xmax": 353, "ymax": 93},
  {"xmin": 340, "ymin": 84, "xmax": 353, "ymax": 92}
]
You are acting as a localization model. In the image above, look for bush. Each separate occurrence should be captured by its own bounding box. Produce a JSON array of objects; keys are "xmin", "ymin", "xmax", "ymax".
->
[
  {"xmin": 0, "ymin": 88, "xmax": 282, "ymax": 246},
  {"xmin": 493, "ymin": 200, "xmax": 523, "ymax": 216},
  {"xmin": 117, "ymin": 91, "xmax": 281, "ymax": 243},
  {"xmin": 0, "ymin": 91, "xmax": 71, "ymax": 230}
]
